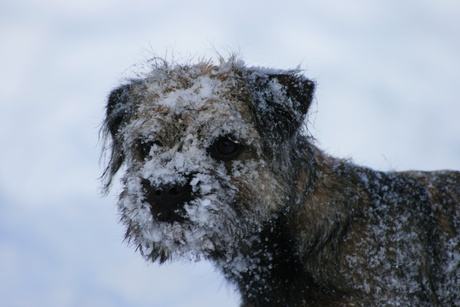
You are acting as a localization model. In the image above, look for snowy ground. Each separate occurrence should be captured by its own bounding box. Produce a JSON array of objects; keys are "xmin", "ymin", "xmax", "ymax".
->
[{"xmin": 1, "ymin": 1, "xmax": 459, "ymax": 306}]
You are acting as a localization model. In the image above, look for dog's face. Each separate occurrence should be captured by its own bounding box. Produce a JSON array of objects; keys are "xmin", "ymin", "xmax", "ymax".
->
[{"xmin": 102, "ymin": 60, "xmax": 315, "ymax": 262}]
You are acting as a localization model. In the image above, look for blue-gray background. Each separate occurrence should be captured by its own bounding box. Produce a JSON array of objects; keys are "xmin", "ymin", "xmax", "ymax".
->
[{"xmin": 1, "ymin": 1, "xmax": 459, "ymax": 306}]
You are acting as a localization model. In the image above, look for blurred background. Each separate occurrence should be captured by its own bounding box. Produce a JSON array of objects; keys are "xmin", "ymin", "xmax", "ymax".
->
[{"xmin": 1, "ymin": 1, "xmax": 459, "ymax": 306}]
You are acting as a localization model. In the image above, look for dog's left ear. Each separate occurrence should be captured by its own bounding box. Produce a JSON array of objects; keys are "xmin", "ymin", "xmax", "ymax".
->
[{"xmin": 247, "ymin": 71, "xmax": 315, "ymax": 141}]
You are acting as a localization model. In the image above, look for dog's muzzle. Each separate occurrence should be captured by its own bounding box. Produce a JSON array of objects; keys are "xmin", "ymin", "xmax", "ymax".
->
[{"xmin": 141, "ymin": 178, "xmax": 193, "ymax": 223}]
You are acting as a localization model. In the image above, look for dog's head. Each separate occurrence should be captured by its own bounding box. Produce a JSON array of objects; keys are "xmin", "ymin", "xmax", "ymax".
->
[{"xmin": 102, "ymin": 58, "xmax": 315, "ymax": 262}]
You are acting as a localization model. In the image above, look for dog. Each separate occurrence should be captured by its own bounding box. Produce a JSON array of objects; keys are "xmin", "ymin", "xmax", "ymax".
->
[{"xmin": 102, "ymin": 57, "xmax": 460, "ymax": 306}]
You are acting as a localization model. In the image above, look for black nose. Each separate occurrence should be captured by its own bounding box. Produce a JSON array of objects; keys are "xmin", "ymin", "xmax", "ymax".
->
[{"xmin": 142, "ymin": 179, "xmax": 193, "ymax": 222}]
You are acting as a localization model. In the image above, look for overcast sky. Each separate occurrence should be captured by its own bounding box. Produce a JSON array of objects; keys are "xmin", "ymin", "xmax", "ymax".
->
[{"xmin": 1, "ymin": 1, "xmax": 459, "ymax": 306}]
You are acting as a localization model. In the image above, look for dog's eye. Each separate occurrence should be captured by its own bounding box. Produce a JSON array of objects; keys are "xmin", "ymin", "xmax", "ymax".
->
[
  {"xmin": 209, "ymin": 137, "xmax": 242, "ymax": 161},
  {"xmin": 139, "ymin": 140, "xmax": 161, "ymax": 159}
]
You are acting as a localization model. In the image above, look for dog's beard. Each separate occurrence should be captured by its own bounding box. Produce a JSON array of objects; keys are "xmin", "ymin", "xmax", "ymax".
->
[
  {"xmin": 118, "ymin": 171, "xmax": 266, "ymax": 263},
  {"xmin": 117, "ymin": 138, "xmax": 284, "ymax": 263}
]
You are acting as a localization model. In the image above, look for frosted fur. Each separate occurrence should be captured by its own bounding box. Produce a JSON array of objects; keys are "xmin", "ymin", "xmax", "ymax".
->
[
  {"xmin": 103, "ymin": 57, "xmax": 460, "ymax": 306},
  {"xmin": 109, "ymin": 59, "xmax": 289, "ymax": 262},
  {"xmin": 340, "ymin": 168, "xmax": 460, "ymax": 305}
]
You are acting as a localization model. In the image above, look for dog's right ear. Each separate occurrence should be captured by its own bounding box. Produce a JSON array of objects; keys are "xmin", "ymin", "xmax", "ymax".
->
[
  {"xmin": 101, "ymin": 83, "xmax": 135, "ymax": 191},
  {"xmin": 106, "ymin": 84, "xmax": 134, "ymax": 138}
]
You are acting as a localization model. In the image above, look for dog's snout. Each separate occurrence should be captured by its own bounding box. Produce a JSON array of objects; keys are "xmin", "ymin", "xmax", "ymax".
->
[
  {"xmin": 142, "ymin": 179, "xmax": 193, "ymax": 223},
  {"xmin": 153, "ymin": 184, "xmax": 188, "ymax": 203}
]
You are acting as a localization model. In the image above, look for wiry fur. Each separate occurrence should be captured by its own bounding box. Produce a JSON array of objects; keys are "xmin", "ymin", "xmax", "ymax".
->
[{"xmin": 102, "ymin": 57, "xmax": 460, "ymax": 306}]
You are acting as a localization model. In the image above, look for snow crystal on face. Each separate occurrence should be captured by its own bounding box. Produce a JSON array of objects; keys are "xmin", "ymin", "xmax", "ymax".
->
[{"xmin": 152, "ymin": 76, "xmax": 217, "ymax": 108}]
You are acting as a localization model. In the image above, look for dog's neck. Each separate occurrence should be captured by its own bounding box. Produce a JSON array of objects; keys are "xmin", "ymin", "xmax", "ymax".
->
[{"xmin": 216, "ymin": 213, "xmax": 347, "ymax": 306}]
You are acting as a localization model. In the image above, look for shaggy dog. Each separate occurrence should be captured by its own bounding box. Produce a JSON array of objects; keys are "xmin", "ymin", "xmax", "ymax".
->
[{"xmin": 102, "ymin": 57, "xmax": 460, "ymax": 306}]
